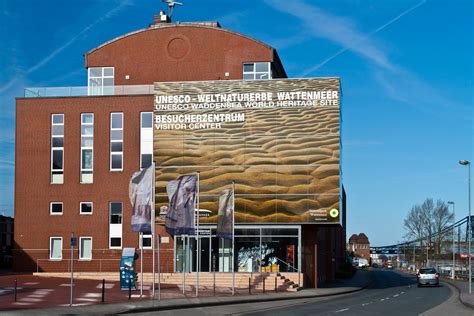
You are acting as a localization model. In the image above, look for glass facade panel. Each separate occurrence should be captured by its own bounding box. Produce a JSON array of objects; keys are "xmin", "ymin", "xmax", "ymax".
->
[
  {"xmin": 110, "ymin": 202, "xmax": 122, "ymax": 224},
  {"xmin": 110, "ymin": 237, "xmax": 121, "ymax": 247},
  {"xmin": 111, "ymin": 154, "xmax": 122, "ymax": 169},
  {"xmin": 52, "ymin": 150, "xmax": 63, "ymax": 169},
  {"xmin": 141, "ymin": 112, "xmax": 153, "ymax": 128}
]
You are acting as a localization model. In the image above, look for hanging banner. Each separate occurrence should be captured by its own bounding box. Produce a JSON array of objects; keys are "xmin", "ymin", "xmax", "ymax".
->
[
  {"xmin": 165, "ymin": 175, "xmax": 197, "ymax": 236},
  {"xmin": 216, "ymin": 189, "xmax": 234, "ymax": 240},
  {"xmin": 129, "ymin": 164, "xmax": 154, "ymax": 232}
]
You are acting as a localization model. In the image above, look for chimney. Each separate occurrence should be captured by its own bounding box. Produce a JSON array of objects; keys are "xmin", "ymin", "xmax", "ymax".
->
[{"xmin": 153, "ymin": 10, "xmax": 171, "ymax": 24}]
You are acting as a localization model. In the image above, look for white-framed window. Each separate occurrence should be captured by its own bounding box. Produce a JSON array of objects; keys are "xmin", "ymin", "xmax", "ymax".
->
[
  {"xmin": 50, "ymin": 202, "xmax": 63, "ymax": 215},
  {"xmin": 79, "ymin": 237, "xmax": 93, "ymax": 260},
  {"xmin": 80, "ymin": 202, "xmax": 93, "ymax": 215},
  {"xmin": 80, "ymin": 113, "xmax": 94, "ymax": 183},
  {"xmin": 49, "ymin": 237, "xmax": 63, "ymax": 260},
  {"xmin": 243, "ymin": 62, "xmax": 272, "ymax": 80},
  {"xmin": 109, "ymin": 202, "xmax": 123, "ymax": 249},
  {"xmin": 110, "ymin": 113, "xmax": 123, "ymax": 171},
  {"xmin": 88, "ymin": 67, "xmax": 114, "ymax": 96},
  {"xmin": 140, "ymin": 112, "xmax": 153, "ymax": 169},
  {"xmin": 51, "ymin": 114, "xmax": 64, "ymax": 184},
  {"xmin": 139, "ymin": 234, "xmax": 152, "ymax": 249}
]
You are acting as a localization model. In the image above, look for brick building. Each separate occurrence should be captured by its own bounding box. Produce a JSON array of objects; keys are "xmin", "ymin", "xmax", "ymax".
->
[
  {"xmin": 348, "ymin": 233, "xmax": 370, "ymax": 258},
  {"xmin": 14, "ymin": 12, "xmax": 346, "ymax": 287}
]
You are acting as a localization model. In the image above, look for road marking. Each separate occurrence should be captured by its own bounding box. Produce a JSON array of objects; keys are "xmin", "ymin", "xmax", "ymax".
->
[
  {"xmin": 13, "ymin": 302, "xmax": 33, "ymax": 306},
  {"xmin": 84, "ymin": 293, "xmax": 102, "ymax": 298},
  {"xmin": 23, "ymin": 282, "xmax": 39, "ymax": 285},
  {"xmin": 60, "ymin": 283, "xmax": 75, "ymax": 287},
  {"xmin": 361, "ymin": 302, "xmax": 372, "ymax": 306},
  {"xmin": 393, "ymin": 294, "xmax": 399, "ymax": 297},
  {"xmin": 335, "ymin": 308, "xmax": 349, "ymax": 313},
  {"xmin": 385, "ymin": 297, "xmax": 390, "ymax": 300},
  {"xmin": 19, "ymin": 298, "xmax": 43, "ymax": 302},
  {"xmin": 401, "ymin": 291, "xmax": 405, "ymax": 294},
  {"xmin": 76, "ymin": 298, "xmax": 99, "ymax": 302},
  {"xmin": 96, "ymin": 283, "xmax": 115, "ymax": 289},
  {"xmin": 380, "ymin": 299, "xmax": 385, "ymax": 301}
]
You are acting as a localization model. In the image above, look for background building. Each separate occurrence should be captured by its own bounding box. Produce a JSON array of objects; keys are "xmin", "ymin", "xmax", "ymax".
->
[
  {"xmin": 14, "ymin": 12, "xmax": 345, "ymax": 287},
  {"xmin": 348, "ymin": 233, "xmax": 370, "ymax": 258}
]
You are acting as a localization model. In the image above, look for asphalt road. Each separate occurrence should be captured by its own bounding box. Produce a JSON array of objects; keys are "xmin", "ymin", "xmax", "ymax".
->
[{"xmin": 130, "ymin": 269, "xmax": 454, "ymax": 316}]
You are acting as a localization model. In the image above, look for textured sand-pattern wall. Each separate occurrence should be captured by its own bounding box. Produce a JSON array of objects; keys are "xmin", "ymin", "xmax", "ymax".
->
[{"xmin": 154, "ymin": 78, "xmax": 340, "ymax": 224}]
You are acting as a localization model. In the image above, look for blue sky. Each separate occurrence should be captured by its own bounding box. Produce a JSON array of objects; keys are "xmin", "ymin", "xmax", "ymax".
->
[{"xmin": 0, "ymin": 0, "xmax": 472, "ymax": 246}]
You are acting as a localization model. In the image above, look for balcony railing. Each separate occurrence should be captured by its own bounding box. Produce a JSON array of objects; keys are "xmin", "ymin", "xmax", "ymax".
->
[{"xmin": 24, "ymin": 85, "xmax": 155, "ymax": 98}]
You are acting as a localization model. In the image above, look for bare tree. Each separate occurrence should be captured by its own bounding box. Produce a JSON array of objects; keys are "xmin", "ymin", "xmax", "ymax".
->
[
  {"xmin": 403, "ymin": 198, "xmax": 454, "ymax": 256},
  {"xmin": 433, "ymin": 199, "xmax": 454, "ymax": 255}
]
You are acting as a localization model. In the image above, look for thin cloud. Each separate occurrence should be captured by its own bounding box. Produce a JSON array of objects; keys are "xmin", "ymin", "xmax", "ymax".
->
[
  {"xmin": 265, "ymin": 0, "xmax": 397, "ymax": 71},
  {"xmin": 298, "ymin": 0, "xmax": 426, "ymax": 76},
  {"xmin": 0, "ymin": 0, "xmax": 133, "ymax": 95}
]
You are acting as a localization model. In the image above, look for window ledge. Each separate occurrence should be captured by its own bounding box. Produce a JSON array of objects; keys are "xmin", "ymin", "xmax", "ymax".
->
[
  {"xmin": 79, "ymin": 213, "xmax": 93, "ymax": 216},
  {"xmin": 50, "ymin": 213, "xmax": 63, "ymax": 216},
  {"xmin": 49, "ymin": 258, "xmax": 62, "ymax": 261},
  {"xmin": 79, "ymin": 258, "xmax": 92, "ymax": 261}
]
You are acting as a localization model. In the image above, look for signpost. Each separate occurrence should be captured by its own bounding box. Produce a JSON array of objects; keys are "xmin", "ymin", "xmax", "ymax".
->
[{"xmin": 70, "ymin": 233, "xmax": 77, "ymax": 307}]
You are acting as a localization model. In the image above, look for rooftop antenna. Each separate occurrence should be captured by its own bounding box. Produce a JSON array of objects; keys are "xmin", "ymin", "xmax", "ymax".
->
[{"xmin": 162, "ymin": 0, "xmax": 183, "ymax": 20}]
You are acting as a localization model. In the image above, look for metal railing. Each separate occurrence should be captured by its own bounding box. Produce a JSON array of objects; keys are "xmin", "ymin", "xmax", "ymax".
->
[
  {"xmin": 24, "ymin": 85, "xmax": 154, "ymax": 98},
  {"xmin": 36, "ymin": 258, "xmax": 121, "ymax": 273}
]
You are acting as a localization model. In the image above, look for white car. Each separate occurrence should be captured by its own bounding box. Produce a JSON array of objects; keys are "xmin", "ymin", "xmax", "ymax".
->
[{"xmin": 417, "ymin": 267, "xmax": 439, "ymax": 287}]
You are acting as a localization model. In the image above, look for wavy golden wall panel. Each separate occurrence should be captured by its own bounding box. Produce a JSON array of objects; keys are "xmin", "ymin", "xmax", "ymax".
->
[{"xmin": 154, "ymin": 78, "xmax": 341, "ymax": 224}]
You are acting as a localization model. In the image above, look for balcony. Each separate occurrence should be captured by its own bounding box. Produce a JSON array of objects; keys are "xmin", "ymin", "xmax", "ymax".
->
[{"xmin": 23, "ymin": 85, "xmax": 155, "ymax": 98}]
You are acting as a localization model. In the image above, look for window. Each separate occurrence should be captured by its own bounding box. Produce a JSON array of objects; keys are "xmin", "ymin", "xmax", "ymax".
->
[
  {"xmin": 109, "ymin": 202, "xmax": 123, "ymax": 249},
  {"xmin": 110, "ymin": 237, "xmax": 122, "ymax": 248},
  {"xmin": 88, "ymin": 67, "xmax": 114, "ymax": 95},
  {"xmin": 49, "ymin": 237, "xmax": 63, "ymax": 260},
  {"xmin": 51, "ymin": 114, "xmax": 64, "ymax": 184},
  {"xmin": 110, "ymin": 202, "xmax": 122, "ymax": 224},
  {"xmin": 50, "ymin": 202, "xmax": 63, "ymax": 215},
  {"xmin": 140, "ymin": 112, "xmax": 153, "ymax": 169},
  {"xmin": 80, "ymin": 202, "xmax": 93, "ymax": 215},
  {"xmin": 110, "ymin": 113, "xmax": 123, "ymax": 171},
  {"xmin": 79, "ymin": 237, "xmax": 92, "ymax": 260},
  {"xmin": 81, "ymin": 113, "xmax": 94, "ymax": 183},
  {"xmin": 140, "ymin": 234, "xmax": 152, "ymax": 249},
  {"xmin": 243, "ymin": 62, "xmax": 272, "ymax": 80}
]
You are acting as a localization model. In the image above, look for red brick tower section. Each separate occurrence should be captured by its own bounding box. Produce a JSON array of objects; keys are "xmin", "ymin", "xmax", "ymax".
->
[{"xmin": 14, "ymin": 21, "xmax": 285, "ymax": 273}]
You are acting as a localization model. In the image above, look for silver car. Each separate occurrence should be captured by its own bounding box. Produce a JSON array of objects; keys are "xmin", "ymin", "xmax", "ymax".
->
[{"xmin": 417, "ymin": 267, "xmax": 440, "ymax": 287}]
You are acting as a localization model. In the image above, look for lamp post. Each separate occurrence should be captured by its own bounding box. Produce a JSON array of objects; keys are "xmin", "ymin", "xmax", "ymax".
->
[
  {"xmin": 448, "ymin": 201, "xmax": 455, "ymax": 280},
  {"xmin": 459, "ymin": 160, "xmax": 471, "ymax": 294}
]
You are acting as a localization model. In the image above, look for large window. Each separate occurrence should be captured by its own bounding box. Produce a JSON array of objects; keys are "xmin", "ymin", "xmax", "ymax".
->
[
  {"xmin": 88, "ymin": 67, "xmax": 114, "ymax": 95},
  {"xmin": 51, "ymin": 114, "xmax": 64, "ymax": 184},
  {"xmin": 79, "ymin": 237, "xmax": 93, "ymax": 260},
  {"xmin": 110, "ymin": 113, "xmax": 123, "ymax": 171},
  {"xmin": 50, "ymin": 202, "xmax": 63, "ymax": 215},
  {"xmin": 109, "ymin": 202, "xmax": 123, "ymax": 248},
  {"xmin": 140, "ymin": 112, "xmax": 153, "ymax": 169},
  {"xmin": 243, "ymin": 62, "xmax": 272, "ymax": 80},
  {"xmin": 49, "ymin": 237, "xmax": 63, "ymax": 260},
  {"xmin": 81, "ymin": 113, "xmax": 94, "ymax": 183}
]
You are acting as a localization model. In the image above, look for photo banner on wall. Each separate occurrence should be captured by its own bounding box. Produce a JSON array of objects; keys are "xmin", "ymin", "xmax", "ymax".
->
[
  {"xmin": 216, "ymin": 188, "xmax": 234, "ymax": 240},
  {"xmin": 154, "ymin": 78, "xmax": 341, "ymax": 225}
]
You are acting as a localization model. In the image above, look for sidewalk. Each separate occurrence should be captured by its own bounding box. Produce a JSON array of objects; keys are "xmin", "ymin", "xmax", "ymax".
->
[
  {"xmin": 442, "ymin": 277, "xmax": 474, "ymax": 309},
  {"xmin": 1, "ymin": 270, "xmax": 372, "ymax": 314}
]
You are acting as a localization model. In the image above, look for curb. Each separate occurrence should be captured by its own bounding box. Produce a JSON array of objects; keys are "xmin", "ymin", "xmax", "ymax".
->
[
  {"xmin": 119, "ymin": 274, "xmax": 375, "ymax": 314},
  {"xmin": 441, "ymin": 278, "xmax": 474, "ymax": 310}
]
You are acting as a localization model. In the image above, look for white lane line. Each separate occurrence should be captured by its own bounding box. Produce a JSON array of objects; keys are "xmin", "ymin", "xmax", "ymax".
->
[
  {"xmin": 401, "ymin": 291, "xmax": 405, "ymax": 294},
  {"xmin": 84, "ymin": 293, "xmax": 102, "ymax": 298},
  {"xmin": 335, "ymin": 308, "xmax": 349, "ymax": 313},
  {"xmin": 385, "ymin": 297, "xmax": 390, "ymax": 300},
  {"xmin": 19, "ymin": 298, "xmax": 43, "ymax": 302},
  {"xmin": 76, "ymin": 298, "xmax": 99, "ymax": 302},
  {"xmin": 380, "ymin": 299, "xmax": 385, "ymax": 301},
  {"xmin": 96, "ymin": 283, "xmax": 115, "ymax": 289},
  {"xmin": 59, "ymin": 283, "xmax": 75, "ymax": 287},
  {"xmin": 393, "ymin": 294, "xmax": 399, "ymax": 297},
  {"xmin": 361, "ymin": 302, "xmax": 372, "ymax": 306},
  {"xmin": 13, "ymin": 302, "xmax": 33, "ymax": 306}
]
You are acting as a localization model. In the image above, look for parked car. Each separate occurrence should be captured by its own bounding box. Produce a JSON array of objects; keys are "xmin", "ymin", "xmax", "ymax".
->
[{"xmin": 417, "ymin": 267, "xmax": 439, "ymax": 287}]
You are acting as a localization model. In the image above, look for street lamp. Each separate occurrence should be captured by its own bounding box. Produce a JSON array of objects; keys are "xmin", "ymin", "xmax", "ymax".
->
[
  {"xmin": 459, "ymin": 160, "xmax": 471, "ymax": 294},
  {"xmin": 448, "ymin": 201, "xmax": 455, "ymax": 280}
]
